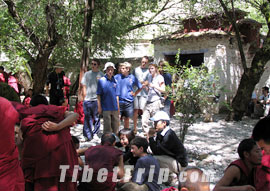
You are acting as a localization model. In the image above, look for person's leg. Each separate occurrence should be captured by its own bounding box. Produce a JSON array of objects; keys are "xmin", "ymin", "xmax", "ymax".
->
[
  {"xmin": 163, "ymin": 99, "xmax": 171, "ymax": 117},
  {"xmin": 124, "ymin": 101, "xmax": 134, "ymax": 129},
  {"xmin": 83, "ymin": 101, "xmax": 93, "ymax": 140},
  {"xmin": 91, "ymin": 101, "xmax": 100, "ymax": 135},
  {"xmin": 141, "ymin": 103, "xmax": 151, "ymax": 133},
  {"xmin": 133, "ymin": 96, "xmax": 140, "ymax": 133},
  {"xmin": 111, "ymin": 110, "xmax": 120, "ymax": 134},
  {"xmin": 103, "ymin": 111, "xmax": 112, "ymax": 133}
]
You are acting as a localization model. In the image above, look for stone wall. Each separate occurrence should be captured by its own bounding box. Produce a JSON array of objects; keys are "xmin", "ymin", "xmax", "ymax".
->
[{"xmin": 153, "ymin": 35, "xmax": 270, "ymax": 111}]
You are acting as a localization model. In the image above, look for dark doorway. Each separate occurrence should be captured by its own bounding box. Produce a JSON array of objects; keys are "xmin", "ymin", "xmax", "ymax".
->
[{"xmin": 165, "ymin": 53, "xmax": 204, "ymax": 67}]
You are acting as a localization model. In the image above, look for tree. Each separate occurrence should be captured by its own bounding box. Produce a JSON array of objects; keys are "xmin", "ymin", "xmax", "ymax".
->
[
  {"xmin": 2, "ymin": 0, "xmax": 61, "ymax": 94},
  {"xmin": 184, "ymin": 0, "xmax": 270, "ymax": 120},
  {"xmin": 218, "ymin": 0, "xmax": 270, "ymax": 120},
  {"xmin": 1, "ymin": 0, "xmax": 182, "ymax": 94}
]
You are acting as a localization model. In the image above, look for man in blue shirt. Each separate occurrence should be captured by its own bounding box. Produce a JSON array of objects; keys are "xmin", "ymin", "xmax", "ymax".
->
[
  {"xmin": 97, "ymin": 62, "xmax": 120, "ymax": 134},
  {"xmin": 115, "ymin": 62, "xmax": 143, "ymax": 130}
]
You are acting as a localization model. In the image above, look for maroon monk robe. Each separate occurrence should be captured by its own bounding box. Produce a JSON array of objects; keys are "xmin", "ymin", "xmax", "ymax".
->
[
  {"xmin": 0, "ymin": 97, "xmax": 25, "ymax": 191},
  {"xmin": 18, "ymin": 104, "xmax": 78, "ymax": 191}
]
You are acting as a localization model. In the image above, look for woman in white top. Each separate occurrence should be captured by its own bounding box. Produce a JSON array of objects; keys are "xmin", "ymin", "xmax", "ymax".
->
[{"xmin": 141, "ymin": 63, "xmax": 165, "ymax": 133}]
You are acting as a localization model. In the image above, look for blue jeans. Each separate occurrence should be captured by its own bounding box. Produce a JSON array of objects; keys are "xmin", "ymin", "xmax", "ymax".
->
[{"xmin": 83, "ymin": 100, "xmax": 100, "ymax": 139}]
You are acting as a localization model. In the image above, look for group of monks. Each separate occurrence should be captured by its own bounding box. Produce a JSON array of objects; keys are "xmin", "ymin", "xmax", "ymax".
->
[{"xmin": 0, "ymin": 95, "xmax": 79, "ymax": 191}]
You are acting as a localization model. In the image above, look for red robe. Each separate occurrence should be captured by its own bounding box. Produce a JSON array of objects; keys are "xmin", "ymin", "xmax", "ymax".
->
[
  {"xmin": 0, "ymin": 97, "xmax": 24, "ymax": 191},
  {"xmin": 18, "ymin": 104, "xmax": 78, "ymax": 191},
  {"xmin": 255, "ymin": 154, "xmax": 270, "ymax": 191}
]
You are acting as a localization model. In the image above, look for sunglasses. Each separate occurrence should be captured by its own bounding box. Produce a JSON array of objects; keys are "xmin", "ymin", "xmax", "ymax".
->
[{"xmin": 92, "ymin": 63, "xmax": 98, "ymax": 66}]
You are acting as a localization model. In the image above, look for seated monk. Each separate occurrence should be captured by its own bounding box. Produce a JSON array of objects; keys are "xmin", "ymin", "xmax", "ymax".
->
[
  {"xmin": 252, "ymin": 117, "xmax": 270, "ymax": 191},
  {"xmin": 179, "ymin": 167, "xmax": 210, "ymax": 191},
  {"xmin": 214, "ymin": 138, "xmax": 262, "ymax": 191},
  {"xmin": 0, "ymin": 97, "xmax": 24, "ymax": 191},
  {"xmin": 14, "ymin": 94, "xmax": 79, "ymax": 191}
]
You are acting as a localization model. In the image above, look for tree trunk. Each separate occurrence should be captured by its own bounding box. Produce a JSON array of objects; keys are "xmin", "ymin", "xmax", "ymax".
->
[
  {"xmin": 77, "ymin": 0, "xmax": 94, "ymax": 101},
  {"xmin": 230, "ymin": 39, "xmax": 270, "ymax": 120},
  {"xmin": 32, "ymin": 53, "xmax": 50, "ymax": 95}
]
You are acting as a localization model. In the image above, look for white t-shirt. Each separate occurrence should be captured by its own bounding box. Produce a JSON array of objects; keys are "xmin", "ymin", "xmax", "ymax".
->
[
  {"xmin": 147, "ymin": 74, "xmax": 164, "ymax": 102},
  {"xmin": 81, "ymin": 70, "xmax": 104, "ymax": 101}
]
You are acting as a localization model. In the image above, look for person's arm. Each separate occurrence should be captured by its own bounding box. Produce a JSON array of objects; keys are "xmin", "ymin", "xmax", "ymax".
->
[
  {"xmin": 41, "ymin": 111, "xmax": 78, "ymax": 132},
  {"xmin": 82, "ymin": 85, "xmax": 86, "ymax": 101},
  {"xmin": 213, "ymin": 165, "xmax": 256, "ymax": 191},
  {"xmin": 97, "ymin": 95, "xmax": 102, "ymax": 115},
  {"xmin": 149, "ymin": 78, "xmax": 165, "ymax": 93},
  {"xmin": 117, "ymin": 155, "xmax": 125, "ymax": 179}
]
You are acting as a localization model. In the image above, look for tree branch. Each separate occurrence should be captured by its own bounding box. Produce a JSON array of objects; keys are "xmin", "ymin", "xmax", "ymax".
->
[
  {"xmin": 4, "ymin": 0, "xmax": 42, "ymax": 50},
  {"xmin": 43, "ymin": 4, "xmax": 61, "ymax": 52},
  {"xmin": 218, "ymin": 0, "xmax": 247, "ymax": 71}
]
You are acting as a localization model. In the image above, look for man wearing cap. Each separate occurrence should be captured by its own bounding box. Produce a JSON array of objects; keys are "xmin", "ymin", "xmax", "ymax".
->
[
  {"xmin": 97, "ymin": 62, "xmax": 120, "ymax": 133},
  {"xmin": 148, "ymin": 111, "xmax": 188, "ymax": 178},
  {"xmin": 46, "ymin": 63, "xmax": 65, "ymax": 106},
  {"xmin": 81, "ymin": 59, "xmax": 104, "ymax": 140}
]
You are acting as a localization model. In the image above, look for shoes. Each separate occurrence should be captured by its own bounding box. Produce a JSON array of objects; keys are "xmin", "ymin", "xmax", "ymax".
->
[{"xmin": 93, "ymin": 134, "xmax": 100, "ymax": 141}]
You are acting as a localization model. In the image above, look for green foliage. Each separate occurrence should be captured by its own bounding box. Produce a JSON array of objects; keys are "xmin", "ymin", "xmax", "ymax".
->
[{"xmin": 164, "ymin": 51, "xmax": 221, "ymax": 143}]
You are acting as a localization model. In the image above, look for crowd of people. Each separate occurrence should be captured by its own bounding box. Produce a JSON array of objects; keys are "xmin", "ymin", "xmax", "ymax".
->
[{"xmin": 0, "ymin": 57, "xmax": 270, "ymax": 191}]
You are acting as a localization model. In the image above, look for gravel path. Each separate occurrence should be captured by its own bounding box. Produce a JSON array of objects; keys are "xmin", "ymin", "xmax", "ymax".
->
[{"xmin": 70, "ymin": 114, "xmax": 259, "ymax": 190}]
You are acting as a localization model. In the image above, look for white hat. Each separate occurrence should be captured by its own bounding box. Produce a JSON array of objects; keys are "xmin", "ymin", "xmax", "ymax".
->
[
  {"xmin": 150, "ymin": 111, "xmax": 170, "ymax": 121},
  {"xmin": 104, "ymin": 62, "xmax": 116, "ymax": 71}
]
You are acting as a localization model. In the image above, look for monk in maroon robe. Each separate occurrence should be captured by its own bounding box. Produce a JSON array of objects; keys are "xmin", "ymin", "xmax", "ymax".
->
[
  {"xmin": 0, "ymin": 97, "xmax": 25, "ymax": 191},
  {"xmin": 15, "ymin": 99, "xmax": 79, "ymax": 191}
]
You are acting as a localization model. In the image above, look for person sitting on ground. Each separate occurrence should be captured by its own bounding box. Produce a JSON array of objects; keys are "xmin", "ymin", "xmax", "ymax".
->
[
  {"xmin": 80, "ymin": 132, "xmax": 124, "ymax": 191},
  {"xmin": 178, "ymin": 167, "xmax": 210, "ymax": 191},
  {"xmin": 148, "ymin": 111, "xmax": 188, "ymax": 179},
  {"xmin": 252, "ymin": 117, "xmax": 270, "ymax": 190},
  {"xmin": 213, "ymin": 138, "xmax": 262, "ymax": 191},
  {"xmin": 71, "ymin": 136, "xmax": 84, "ymax": 168},
  {"xmin": 116, "ymin": 128, "xmax": 138, "ymax": 165},
  {"xmin": 254, "ymin": 86, "xmax": 270, "ymax": 118},
  {"xmin": 119, "ymin": 137, "xmax": 160, "ymax": 191},
  {"xmin": 23, "ymin": 88, "xmax": 33, "ymax": 107},
  {"xmin": 15, "ymin": 94, "xmax": 79, "ymax": 190},
  {"xmin": 0, "ymin": 97, "xmax": 24, "ymax": 191}
]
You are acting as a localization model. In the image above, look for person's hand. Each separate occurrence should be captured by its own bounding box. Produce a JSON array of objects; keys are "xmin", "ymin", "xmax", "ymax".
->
[
  {"xmin": 42, "ymin": 121, "xmax": 60, "ymax": 132},
  {"xmin": 148, "ymin": 128, "xmax": 156, "ymax": 138}
]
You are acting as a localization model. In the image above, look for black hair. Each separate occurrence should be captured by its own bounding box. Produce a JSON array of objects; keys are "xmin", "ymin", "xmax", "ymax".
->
[
  {"xmin": 0, "ymin": 66, "xmax": 4, "ymax": 70},
  {"xmin": 237, "ymin": 138, "xmax": 257, "ymax": 160},
  {"xmin": 71, "ymin": 136, "xmax": 80, "ymax": 144},
  {"xmin": 30, "ymin": 94, "xmax": 48, "ymax": 106},
  {"xmin": 118, "ymin": 128, "xmax": 135, "ymax": 144},
  {"xmin": 101, "ymin": 132, "xmax": 116, "ymax": 145},
  {"xmin": 262, "ymin": 86, "xmax": 269, "ymax": 92},
  {"xmin": 142, "ymin": 56, "xmax": 149, "ymax": 61},
  {"xmin": 252, "ymin": 116, "xmax": 270, "ymax": 143},
  {"xmin": 92, "ymin": 58, "xmax": 100, "ymax": 65},
  {"xmin": 130, "ymin": 137, "xmax": 148, "ymax": 153}
]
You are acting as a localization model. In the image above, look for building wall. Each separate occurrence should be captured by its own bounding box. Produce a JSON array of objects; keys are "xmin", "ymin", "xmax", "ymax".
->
[{"xmin": 154, "ymin": 35, "xmax": 270, "ymax": 109}]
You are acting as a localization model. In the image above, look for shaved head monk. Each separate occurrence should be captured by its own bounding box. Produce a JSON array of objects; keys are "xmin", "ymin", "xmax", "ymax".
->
[
  {"xmin": 14, "ymin": 95, "xmax": 79, "ymax": 191},
  {"xmin": 0, "ymin": 96, "xmax": 24, "ymax": 191}
]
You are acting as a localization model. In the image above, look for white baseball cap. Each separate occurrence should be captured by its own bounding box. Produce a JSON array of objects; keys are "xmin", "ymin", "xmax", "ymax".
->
[
  {"xmin": 150, "ymin": 111, "xmax": 170, "ymax": 121},
  {"xmin": 104, "ymin": 62, "xmax": 116, "ymax": 71}
]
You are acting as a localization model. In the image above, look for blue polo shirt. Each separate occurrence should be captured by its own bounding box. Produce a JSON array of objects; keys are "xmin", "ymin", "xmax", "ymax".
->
[
  {"xmin": 97, "ymin": 75, "xmax": 120, "ymax": 111},
  {"xmin": 115, "ymin": 74, "xmax": 142, "ymax": 103}
]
